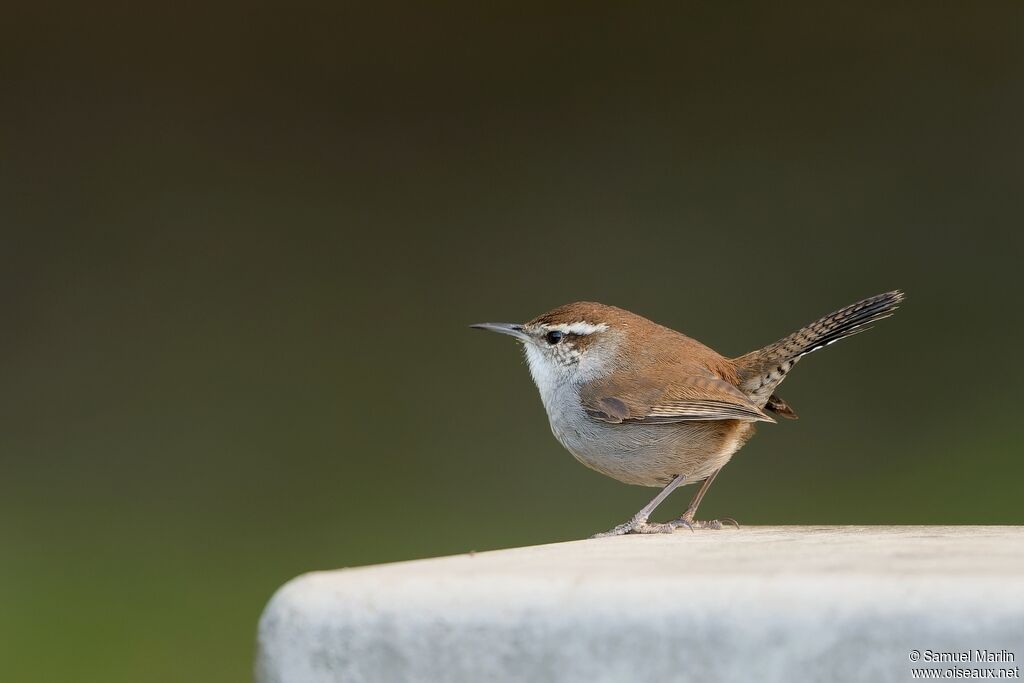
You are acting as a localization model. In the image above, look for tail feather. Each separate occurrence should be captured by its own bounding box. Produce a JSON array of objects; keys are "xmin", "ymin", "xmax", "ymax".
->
[
  {"xmin": 765, "ymin": 393, "xmax": 799, "ymax": 419},
  {"xmin": 735, "ymin": 290, "xmax": 904, "ymax": 404}
]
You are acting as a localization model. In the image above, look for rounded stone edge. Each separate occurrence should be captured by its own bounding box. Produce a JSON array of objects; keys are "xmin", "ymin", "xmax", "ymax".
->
[{"xmin": 254, "ymin": 571, "xmax": 331, "ymax": 683}]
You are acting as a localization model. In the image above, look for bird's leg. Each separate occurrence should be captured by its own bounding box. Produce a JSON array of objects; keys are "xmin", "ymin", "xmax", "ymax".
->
[
  {"xmin": 592, "ymin": 474, "xmax": 687, "ymax": 538},
  {"xmin": 670, "ymin": 468, "xmax": 739, "ymax": 530},
  {"xmin": 678, "ymin": 469, "xmax": 719, "ymax": 522}
]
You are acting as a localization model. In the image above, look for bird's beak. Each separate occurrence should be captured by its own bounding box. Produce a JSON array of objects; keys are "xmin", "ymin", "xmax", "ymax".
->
[{"xmin": 469, "ymin": 322, "xmax": 531, "ymax": 342}]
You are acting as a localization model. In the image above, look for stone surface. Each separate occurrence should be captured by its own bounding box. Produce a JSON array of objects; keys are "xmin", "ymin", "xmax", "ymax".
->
[{"xmin": 256, "ymin": 526, "xmax": 1024, "ymax": 683}]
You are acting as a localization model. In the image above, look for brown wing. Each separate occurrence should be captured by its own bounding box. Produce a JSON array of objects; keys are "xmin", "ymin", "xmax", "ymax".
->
[{"xmin": 580, "ymin": 373, "xmax": 775, "ymax": 425}]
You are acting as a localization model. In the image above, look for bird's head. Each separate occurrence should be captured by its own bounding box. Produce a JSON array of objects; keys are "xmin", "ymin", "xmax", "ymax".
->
[{"xmin": 471, "ymin": 301, "xmax": 631, "ymax": 392}]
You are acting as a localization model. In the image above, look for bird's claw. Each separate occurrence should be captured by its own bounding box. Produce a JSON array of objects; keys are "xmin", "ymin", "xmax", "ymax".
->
[
  {"xmin": 592, "ymin": 516, "xmax": 677, "ymax": 538},
  {"xmin": 669, "ymin": 518, "xmax": 694, "ymax": 532},
  {"xmin": 671, "ymin": 516, "xmax": 740, "ymax": 531}
]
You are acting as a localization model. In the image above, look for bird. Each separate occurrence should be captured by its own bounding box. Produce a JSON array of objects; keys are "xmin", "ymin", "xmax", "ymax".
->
[{"xmin": 471, "ymin": 290, "xmax": 904, "ymax": 536}]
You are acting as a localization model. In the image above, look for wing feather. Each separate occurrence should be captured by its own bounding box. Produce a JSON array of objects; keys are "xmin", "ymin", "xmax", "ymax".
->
[{"xmin": 581, "ymin": 373, "xmax": 774, "ymax": 425}]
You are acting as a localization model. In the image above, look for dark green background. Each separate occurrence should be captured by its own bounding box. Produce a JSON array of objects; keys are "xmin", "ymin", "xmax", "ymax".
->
[{"xmin": 2, "ymin": 4, "xmax": 1021, "ymax": 681}]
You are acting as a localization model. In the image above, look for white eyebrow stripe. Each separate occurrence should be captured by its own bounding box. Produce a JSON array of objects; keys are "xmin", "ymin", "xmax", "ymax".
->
[{"xmin": 544, "ymin": 321, "xmax": 608, "ymax": 335}]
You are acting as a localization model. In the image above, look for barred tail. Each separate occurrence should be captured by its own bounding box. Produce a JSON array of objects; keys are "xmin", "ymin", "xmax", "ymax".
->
[{"xmin": 735, "ymin": 290, "xmax": 905, "ymax": 404}]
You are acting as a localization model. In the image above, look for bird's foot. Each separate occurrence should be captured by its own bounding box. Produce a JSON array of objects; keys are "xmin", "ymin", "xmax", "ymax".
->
[
  {"xmin": 592, "ymin": 515, "xmax": 677, "ymax": 538},
  {"xmin": 670, "ymin": 516, "xmax": 740, "ymax": 531}
]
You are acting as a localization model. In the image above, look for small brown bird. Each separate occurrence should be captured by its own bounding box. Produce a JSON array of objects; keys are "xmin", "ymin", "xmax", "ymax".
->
[{"xmin": 472, "ymin": 291, "xmax": 904, "ymax": 536}]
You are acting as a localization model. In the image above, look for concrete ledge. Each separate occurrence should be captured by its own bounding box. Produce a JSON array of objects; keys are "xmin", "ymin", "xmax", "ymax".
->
[{"xmin": 256, "ymin": 526, "xmax": 1024, "ymax": 682}]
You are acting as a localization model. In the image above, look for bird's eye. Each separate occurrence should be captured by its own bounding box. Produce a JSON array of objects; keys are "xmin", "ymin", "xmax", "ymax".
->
[{"xmin": 545, "ymin": 330, "xmax": 564, "ymax": 345}]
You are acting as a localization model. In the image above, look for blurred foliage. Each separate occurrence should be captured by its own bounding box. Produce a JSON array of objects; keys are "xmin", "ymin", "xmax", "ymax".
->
[{"xmin": 1, "ymin": 3, "xmax": 1022, "ymax": 681}]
